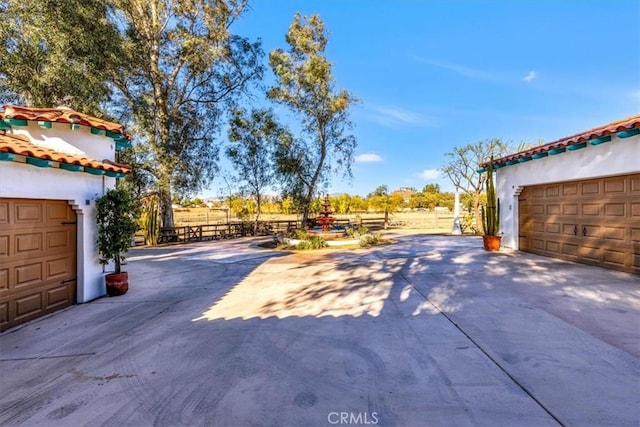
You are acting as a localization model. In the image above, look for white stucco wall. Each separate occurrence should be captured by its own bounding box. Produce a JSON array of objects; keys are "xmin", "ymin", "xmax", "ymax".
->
[
  {"xmin": 0, "ymin": 122, "xmax": 119, "ymax": 303},
  {"xmin": 496, "ymin": 133, "xmax": 640, "ymax": 250},
  {"xmin": 12, "ymin": 122, "xmax": 116, "ymax": 162}
]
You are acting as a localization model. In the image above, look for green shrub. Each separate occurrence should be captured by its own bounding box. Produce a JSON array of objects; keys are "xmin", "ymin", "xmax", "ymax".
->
[
  {"xmin": 96, "ymin": 188, "xmax": 140, "ymax": 273},
  {"xmin": 285, "ymin": 229, "xmax": 309, "ymax": 239},
  {"xmin": 359, "ymin": 233, "xmax": 384, "ymax": 247},
  {"xmin": 346, "ymin": 225, "xmax": 369, "ymax": 238},
  {"xmin": 296, "ymin": 236, "xmax": 327, "ymax": 250},
  {"xmin": 460, "ymin": 212, "xmax": 480, "ymax": 234}
]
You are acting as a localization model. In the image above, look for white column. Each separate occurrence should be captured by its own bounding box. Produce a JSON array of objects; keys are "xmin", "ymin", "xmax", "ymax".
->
[{"xmin": 451, "ymin": 189, "xmax": 462, "ymax": 235}]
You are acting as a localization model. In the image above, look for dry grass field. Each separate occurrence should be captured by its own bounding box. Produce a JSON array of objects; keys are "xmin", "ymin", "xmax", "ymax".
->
[{"xmin": 174, "ymin": 208, "xmax": 455, "ymax": 233}]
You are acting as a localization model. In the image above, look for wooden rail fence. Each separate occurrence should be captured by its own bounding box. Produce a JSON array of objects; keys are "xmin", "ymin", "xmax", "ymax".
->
[{"xmin": 136, "ymin": 217, "xmax": 389, "ymax": 246}]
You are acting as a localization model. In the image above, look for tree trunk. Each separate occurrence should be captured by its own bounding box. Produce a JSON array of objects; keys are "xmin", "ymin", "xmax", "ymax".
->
[
  {"xmin": 254, "ymin": 194, "xmax": 261, "ymax": 236},
  {"xmin": 301, "ymin": 194, "xmax": 311, "ymax": 228},
  {"xmin": 159, "ymin": 184, "xmax": 175, "ymax": 229},
  {"xmin": 473, "ymin": 192, "xmax": 482, "ymax": 234}
]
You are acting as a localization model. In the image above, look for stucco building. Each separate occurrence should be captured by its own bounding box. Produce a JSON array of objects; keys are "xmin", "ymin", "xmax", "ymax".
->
[
  {"xmin": 491, "ymin": 115, "xmax": 639, "ymax": 274},
  {"xmin": 0, "ymin": 105, "xmax": 131, "ymax": 331}
]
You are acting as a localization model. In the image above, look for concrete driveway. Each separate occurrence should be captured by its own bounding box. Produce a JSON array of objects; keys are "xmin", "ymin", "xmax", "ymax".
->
[{"xmin": 1, "ymin": 235, "xmax": 638, "ymax": 426}]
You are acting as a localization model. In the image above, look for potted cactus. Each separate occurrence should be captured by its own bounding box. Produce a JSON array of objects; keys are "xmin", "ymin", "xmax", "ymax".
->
[
  {"xmin": 96, "ymin": 188, "xmax": 140, "ymax": 295},
  {"xmin": 481, "ymin": 157, "xmax": 502, "ymax": 251}
]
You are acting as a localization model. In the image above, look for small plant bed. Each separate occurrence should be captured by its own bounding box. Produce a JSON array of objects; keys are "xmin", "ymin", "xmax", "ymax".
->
[{"xmin": 267, "ymin": 226, "xmax": 393, "ymax": 251}]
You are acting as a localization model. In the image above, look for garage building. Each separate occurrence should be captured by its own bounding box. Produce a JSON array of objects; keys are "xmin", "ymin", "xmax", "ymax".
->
[
  {"xmin": 494, "ymin": 115, "xmax": 639, "ymax": 274},
  {"xmin": 0, "ymin": 105, "xmax": 131, "ymax": 331}
]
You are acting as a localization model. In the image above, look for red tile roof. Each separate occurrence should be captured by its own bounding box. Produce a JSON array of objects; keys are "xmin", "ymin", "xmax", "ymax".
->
[
  {"xmin": 0, "ymin": 132, "xmax": 131, "ymax": 174},
  {"xmin": 487, "ymin": 114, "xmax": 640, "ymax": 167},
  {"xmin": 1, "ymin": 105, "xmax": 131, "ymax": 140}
]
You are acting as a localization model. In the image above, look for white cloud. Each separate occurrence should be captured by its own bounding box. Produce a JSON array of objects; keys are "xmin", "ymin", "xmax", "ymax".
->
[
  {"xmin": 523, "ymin": 71, "xmax": 537, "ymax": 83},
  {"xmin": 414, "ymin": 168, "xmax": 440, "ymax": 180},
  {"xmin": 413, "ymin": 56, "xmax": 502, "ymax": 82},
  {"xmin": 629, "ymin": 90, "xmax": 640, "ymax": 100},
  {"xmin": 362, "ymin": 103, "xmax": 439, "ymax": 128},
  {"xmin": 355, "ymin": 153, "xmax": 383, "ymax": 163}
]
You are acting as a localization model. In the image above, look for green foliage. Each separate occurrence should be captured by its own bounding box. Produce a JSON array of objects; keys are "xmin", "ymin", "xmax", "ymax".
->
[
  {"xmin": 350, "ymin": 195, "xmax": 369, "ymax": 213},
  {"xmin": 0, "ymin": 0, "xmax": 120, "ymax": 113},
  {"xmin": 130, "ymin": 1, "xmax": 265, "ymax": 229},
  {"xmin": 346, "ymin": 225, "xmax": 369, "ymax": 238},
  {"xmin": 96, "ymin": 188, "xmax": 140, "ymax": 274},
  {"xmin": 481, "ymin": 158, "xmax": 500, "ymax": 236},
  {"xmin": 227, "ymin": 108, "xmax": 290, "ymax": 232},
  {"xmin": 368, "ymin": 185, "xmax": 389, "ymax": 198},
  {"xmin": 287, "ymin": 229, "xmax": 310, "ymax": 239},
  {"xmin": 460, "ymin": 212, "xmax": 480, "ymax": 234},
  {"xmin": 422, "ymin": 183, "xmax": 441, "ymax": 194},
  {"xmin": 295, "ymin": 236, "xmax": 327, "ymax": 250},
  {"xmin": 359, "ymin": 233, "xmax": 384, "ymax": 247},
  {"xmin": 280, "ymin": 196, "xmax": 296, "ymax": 214},
  {"xmin": 442, "ymin": 139, "xmax": 509, "ymax": 229},
  {"xmin": 268, "ymin": 13, "xmax": 357, "ymax": 225}
]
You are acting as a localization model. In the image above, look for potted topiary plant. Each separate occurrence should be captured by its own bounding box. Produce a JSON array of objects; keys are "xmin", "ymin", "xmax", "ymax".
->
[
  {"xmin": 96, "ymin": 187, "xmax": 140, "ymax": 296},
  {"xmin": 481, "ymin": 157, "xmax": 502, "ymax": 251}
]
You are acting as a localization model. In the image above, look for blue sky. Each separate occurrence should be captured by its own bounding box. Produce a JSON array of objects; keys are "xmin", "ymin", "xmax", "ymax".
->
[{"xmin": 204, "ymin": 0, "xmax": 640, "ymax": 198}]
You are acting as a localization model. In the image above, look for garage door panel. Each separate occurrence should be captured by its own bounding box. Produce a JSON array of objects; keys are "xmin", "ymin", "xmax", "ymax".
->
[
  {"xmin": 46, "ymin": 202, "xmax": 71, "ymax": 221},
  {"xmin": 604, "ymin": 176, "xmax": 626, "ymax": 194},
  {"xmin": 47, "ymin": 284, "xmax": 73, "ymax": 308},
  {"xmin": 602, "ymin": 226, "xmax": 626, "ymax": 241},
  {"xmin": 603, "ymin": 202, "xmax": 625, "ymax": 217},
  {"xmin": 47, "ymin": 257, "xmax": 73, "ymax": 279},
  {"xmin": 14, "ymin": 292, "xmax": 43, "ymax": 321},
  {"xmin": 532, "ymin": 204, "xmax": 545, "ymax": 215},
  {"xmin": 0, "ymin": 202, "xmax": 7, "ymax": 224},
  {"xmin": 632, "ymin": 203, "xmax": 640, "ymax": 218},
  {"xmin": 602, "ymin": 250, "xmax": 627, "ymax": 269},
  {"xmin": 562, "ymin": 224, "xmax": 578, "ymax": 236},
  {"xmin": 583, "ymin": 225, "xmax": 601, "ymax": 239},
  {"xmin": 631, "ymin": 176, "xmax": 640, "ymax": 192},
  {"xmin": 14, "ymin": 202, "xmax": 43, "ymax": 224},
  {"xmin": 545, "ymin": 240, "xmax": 561, "ymax": 254},
  {"xmin": 546, "ymin": 204, "xmax": 561, "ymax": 215},
  {"xmin": 0, "ymin": 269, "xmax": 7, "ymax": 290},
  {"xmin": 0, "ymin": 235, "xmax": 8, "ymax": 257},
  {"xmin": 579, "ymin": 245, "xmax": 601, "ymax": 263},
  {"xmin": 581, "ymin": 181, "xmax": 600, "ymax": 196},
  {"xmin": 15, "ymin": 262, "xmax": 43, "ymax": 288},
  {"xmin": 47, "ymin": 229, "xmax": 73, "ymax": 250},
  {"xmin": 546, "ymin": 185, "xmax": 560, "ymax": 197},
  {"xmin": 562, "ymin": 243, "xmax": 579, "ymax": 257},
  {"xmin": 562, "ymin": 183, "xmax": 578, "ymax": 196},
  {"xmin": 563, "ymin": 204, "xmax": 579, "ymax": 215},
  {"xmin": 530, "ymin": 238, "xmax": 544, "ymax": 251},
  {"xmin": 531, "ymin": 187, "xmax": 545, "ymax": 198},
  {"xmin": 532, "ymin": 221, "xmax": 544, "ymax": 232},
  {"xmin": 582, "ymin": 203, "xmax": 600, "ymax": 216},
  {"xmin": 0, "ymin": 198, "xmax": 76, "ymax": 331},
  {"xmin": 0, "ymin": 302, "xmax": 7, "ymax": 327},
  {"xmin": 546, "ymin": 223, "xmax": 561, "ymax": 234},
  {"xmin": 15, "ymin": 232, "xmax": 43, "ymax": 256}
]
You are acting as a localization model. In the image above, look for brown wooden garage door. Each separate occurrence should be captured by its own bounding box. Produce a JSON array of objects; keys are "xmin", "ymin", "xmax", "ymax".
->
[
  {"xmin": 0, "ymin": 199, "xmax": 77, "ymax": 331},
  {"xmin": 518, "ymin": 173, "xmax": 640, "ymax": 274}
]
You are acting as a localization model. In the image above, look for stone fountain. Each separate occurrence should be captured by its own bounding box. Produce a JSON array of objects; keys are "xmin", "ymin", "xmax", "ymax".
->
[{"xmin": 306, "ymin": 195, "xmax": 346, "ymax": 240}]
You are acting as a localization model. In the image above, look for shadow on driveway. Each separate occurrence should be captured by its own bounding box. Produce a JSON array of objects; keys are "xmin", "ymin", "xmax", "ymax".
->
[{"xmin": 0, "ymin": 235, "xmax": 638, "ymax": 426}]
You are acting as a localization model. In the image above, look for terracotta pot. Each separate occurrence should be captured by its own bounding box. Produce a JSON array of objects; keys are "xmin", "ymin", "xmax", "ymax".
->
[
  {"xmin": 482, "ymin": 235, "xmax": 502, "ymax": 251},
  {"xmin": 105, "ymin": 272, "xmax": 129, "ymax": 296}
]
